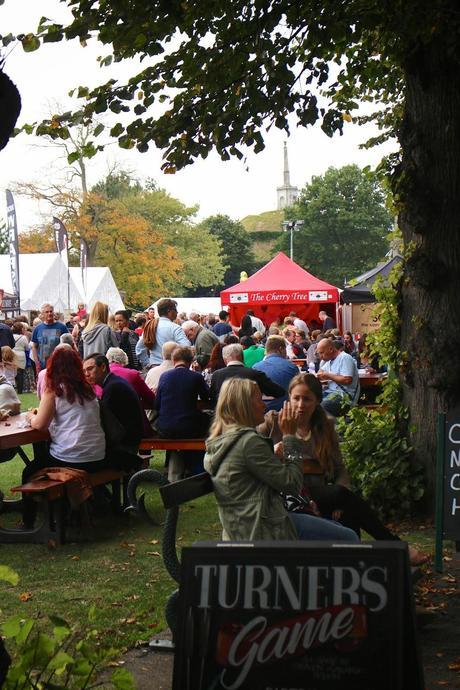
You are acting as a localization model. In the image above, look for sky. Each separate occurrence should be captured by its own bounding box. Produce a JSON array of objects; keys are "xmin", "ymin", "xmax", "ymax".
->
[{"xmin": 0, "ymin": 1, "xmax": 396, "ymax": 234}]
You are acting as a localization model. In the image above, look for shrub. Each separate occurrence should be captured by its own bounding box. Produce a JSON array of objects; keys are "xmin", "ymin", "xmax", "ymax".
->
[
  {"xmin": 337, "ymin": 252, "xmax": 425, "ymax": 520},
  {"xmin": 338, "ymin": 378, "xmax": 425, "ymax": 520}
]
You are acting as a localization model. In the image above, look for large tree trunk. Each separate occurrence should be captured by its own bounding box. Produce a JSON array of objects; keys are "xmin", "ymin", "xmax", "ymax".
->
[{"xmin": 398, "ymin": 23, "xmax": 460, "ymax": 505}]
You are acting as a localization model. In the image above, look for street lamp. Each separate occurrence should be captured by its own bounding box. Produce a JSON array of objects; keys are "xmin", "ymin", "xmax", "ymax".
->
[{"xmin": 282, "ymin": 220, "xmax": 304, "ymax": 261}]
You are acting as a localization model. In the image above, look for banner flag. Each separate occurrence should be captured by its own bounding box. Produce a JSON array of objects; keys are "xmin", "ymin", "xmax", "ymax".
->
[
  {"xmin": 53, "ymin": 217, "xmax": 69, "ymax": 266},
  {"xmin": 53, "ymin": 217, "xmax": 70, "ymax": 309},
  {"xmin": 80, "ymin": 237, "xmax": 88, "ymax": 298},
  {"xmin": 5, "ymin": 189, "xmax": 20, "ymax": 309}
]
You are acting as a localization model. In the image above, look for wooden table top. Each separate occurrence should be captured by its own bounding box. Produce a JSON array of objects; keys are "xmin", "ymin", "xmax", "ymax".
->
[
  {"xmin": 0, "ymin": 413, "xmax": 49, "ymax": 450},
  {"xmin": 358, "ymin": 372, "xmax": 387, "ymax": 387}
]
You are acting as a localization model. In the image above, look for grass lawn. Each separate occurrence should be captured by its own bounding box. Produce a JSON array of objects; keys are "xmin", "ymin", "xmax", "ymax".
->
[{"xmin": 0, "ymin": 393, "xmax": 442, "ymax": 656}]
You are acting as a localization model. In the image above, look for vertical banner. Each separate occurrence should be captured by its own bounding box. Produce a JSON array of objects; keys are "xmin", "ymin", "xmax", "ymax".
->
[
  {"xmin": 80, "ymin": 237, "xmax": 88, "ymax": 302},
  {"xmin": 5, "ymin": 189, "xmax": 20, "ymax": 310},
  {"xmin": 53, "ymin": 217, "xmax": 70, "ymax": 310}
]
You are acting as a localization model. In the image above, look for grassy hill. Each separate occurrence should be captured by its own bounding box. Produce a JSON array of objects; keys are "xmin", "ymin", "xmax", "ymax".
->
[{"xmin": 240, "ymin": 209, "xmax": 283, "ymax": 263}]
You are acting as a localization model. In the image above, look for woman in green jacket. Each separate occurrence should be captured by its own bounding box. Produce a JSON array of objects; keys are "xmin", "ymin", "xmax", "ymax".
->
[{"xmin": 203, "ymin": 377, "xmax": 358, "ymax": 543}]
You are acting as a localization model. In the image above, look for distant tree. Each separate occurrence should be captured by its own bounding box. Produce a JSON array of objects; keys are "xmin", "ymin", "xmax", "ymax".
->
[
  {"xmin": 92, "ymin": 170, "xmax": 143, "ymax": 200},
  {"xmin": 17, "ymin": 172, "xmax": 225, "ymax": 303},
  {"xmin": 199, "ymin": 214, "xmax": 256, "ymax": 289},
  {"xmin": 76, "ymin": 193, "xmax": 182, "ymax": 305},
  {"xmin": 280, "ymin": 165, "xmax": 392, "ymax": 286},
  {"xmin": 116, "ymin": 184, "xmax": 225, "ymax": 293},
  {"xmin": 19, "ymin": 226, "xmax": 56, "ymax": 254}
]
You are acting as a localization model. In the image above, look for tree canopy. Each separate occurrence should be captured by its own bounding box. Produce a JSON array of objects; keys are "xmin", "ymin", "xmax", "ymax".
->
[
  {"xmin": 281, "ymin": 165, "xmax": 391, "ymax": 286},
  {"xmin": 198, "ymin": 214, "xmax": 256, "ymax": 289},
  {"xmin": 4, "ymin": 0, "xmax": 408, "ymax": 168}
]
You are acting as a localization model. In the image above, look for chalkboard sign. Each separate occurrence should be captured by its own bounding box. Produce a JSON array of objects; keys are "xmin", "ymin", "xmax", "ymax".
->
[
  {"xmin": 173, "ymin": 541, "xmax": 423, "ymax": 690},
  {"xmin": 443, "ymin": 406, "xmax": 460, "ymax": 539}
]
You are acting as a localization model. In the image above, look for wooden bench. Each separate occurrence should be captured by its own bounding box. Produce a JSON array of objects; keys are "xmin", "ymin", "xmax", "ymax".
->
[
  {"xmin": 139, "ymin": 437, "xmax": 206, "ymax": 482},
  {"xmin": 5, "ymin": 468, "xmax": 133, "ymax": 545}
]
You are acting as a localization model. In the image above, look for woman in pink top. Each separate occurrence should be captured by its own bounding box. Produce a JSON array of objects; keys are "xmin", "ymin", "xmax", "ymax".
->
[{"xmin": 106, "ymin": 347, "xmax": 155, "ymax": 434}]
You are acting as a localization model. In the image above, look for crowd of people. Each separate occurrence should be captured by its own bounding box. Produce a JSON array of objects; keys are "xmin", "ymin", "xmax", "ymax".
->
[{"xmin": 0, "ymin": 298, "xmax": 424, "ymax": 562}]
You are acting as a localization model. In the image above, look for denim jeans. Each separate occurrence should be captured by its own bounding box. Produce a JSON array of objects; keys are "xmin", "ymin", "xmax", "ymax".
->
[{"xmin": 289, "ymin": 512, "xmax": 359, "ymax": 542}]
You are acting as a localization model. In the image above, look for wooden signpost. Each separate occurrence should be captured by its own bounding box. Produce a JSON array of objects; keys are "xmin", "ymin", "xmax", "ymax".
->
[
  {"xmin": 435, "ymin": 406, "xmax": 460, "ymax": 572},
  {"xmin": 173, "ymin": 541, "xmax": 423, "ymax": 690}
]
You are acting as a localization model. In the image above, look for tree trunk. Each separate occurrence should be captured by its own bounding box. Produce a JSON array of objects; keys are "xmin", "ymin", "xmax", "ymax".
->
[{"xmin": 398, "ymin": 24, "xmax": 460, "ymax": 504}]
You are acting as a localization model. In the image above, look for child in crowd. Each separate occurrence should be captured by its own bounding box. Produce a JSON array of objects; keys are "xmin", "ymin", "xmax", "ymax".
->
[{"xmin": 0, "ymin": 346, "xmax": 18, "ymax": 388}]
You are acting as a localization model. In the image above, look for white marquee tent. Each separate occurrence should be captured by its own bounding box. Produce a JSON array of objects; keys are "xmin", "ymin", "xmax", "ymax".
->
[
  {"xmin": 69, "ymin": 267, "xmax": 125, "ymax": 313},
  {"xmin": 0, "ymin": 253, "xmax": 124, "ymax": 313},
  {"xmin": 150, "ymin": 296, "xmax": 222, "ymax": 316},
  {"xmin": 0, "ymin": 253, "xmax": 81, "ymax": 312}
]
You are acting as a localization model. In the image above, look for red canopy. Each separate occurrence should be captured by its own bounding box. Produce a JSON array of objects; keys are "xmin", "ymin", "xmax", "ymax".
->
[{"xmin": 221, "ymin": 252, "xmax": 339, "ymax": 328}]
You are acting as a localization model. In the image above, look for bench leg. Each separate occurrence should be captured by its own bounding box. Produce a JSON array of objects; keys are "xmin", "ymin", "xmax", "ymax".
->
[
  {"xmin": 167, "ymin": 452, "xmax": 185, "ymax": 482},
  {"xmin": 109, "ymin": 479, "xmax": 123, "ymax": 514},
  {"xmin": 0, "ymin": 498, "xmax": 63, "ymax": 544}
]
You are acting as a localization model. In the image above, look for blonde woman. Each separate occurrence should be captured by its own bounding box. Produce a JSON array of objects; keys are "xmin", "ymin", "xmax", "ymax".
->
[
  {"xmin": 81, "ymin": 301, "xmax": 118, "ymax": 358},
  {"xmin": 204, "ymin": 377, "xmax": 358, "ymax": 543}
]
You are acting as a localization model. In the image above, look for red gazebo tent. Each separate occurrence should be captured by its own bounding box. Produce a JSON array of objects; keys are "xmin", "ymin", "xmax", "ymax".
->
[{"xmin": 220, "ymin": 252, "xmax": 339, "ymax": 329}]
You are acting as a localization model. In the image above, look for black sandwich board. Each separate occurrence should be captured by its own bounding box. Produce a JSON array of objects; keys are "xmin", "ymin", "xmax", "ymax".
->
[
  {"xmin": 435, "ymin": 406, "xmax": 460, "ymax": 571},
  {"xmin": 441, "ymin": 407, "xmax": 460, "ymax": 539},
  {"xmin": 172, "ymin": 541, "xmax": 423, "ymax": 690}
]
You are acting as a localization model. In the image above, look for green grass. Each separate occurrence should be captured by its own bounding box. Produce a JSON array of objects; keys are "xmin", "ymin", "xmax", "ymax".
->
[
  {"xmin": 0, "ymin": 488, "xmax": 222, "ymax": 649},
  {"xmin": 0, "ymin": 393, "xmax": 443, "ymax": 656}
]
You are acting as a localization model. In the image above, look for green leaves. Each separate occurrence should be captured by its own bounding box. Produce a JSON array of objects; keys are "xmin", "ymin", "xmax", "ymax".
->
[
  {"xmin": 21, "ymin": 33, "xmax": 40, "ymax": 52},
  {"xmin": 0, "ymin": 565, "xmax": 19, "ymax": 586},
  {"xmin": 111, "ymin": 667, "xmax": 136, "ymax": 690},
  {"xmin": 1, "ymin": 608, "xmax": 133, "ymax": 689}
]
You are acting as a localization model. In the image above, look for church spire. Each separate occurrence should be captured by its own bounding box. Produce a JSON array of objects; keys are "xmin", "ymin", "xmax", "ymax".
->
[
  {"xmin": 283, "ymin": 140, "xmax": 290, "ymax": 186},
  {"xmin": 276, "ymin": 141, "xmax": 299, "ymax": 210}
]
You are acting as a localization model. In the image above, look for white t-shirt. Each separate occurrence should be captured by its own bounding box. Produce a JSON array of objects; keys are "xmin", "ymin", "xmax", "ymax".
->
[{"xmin": 49, "ymin": 395, "xmax": 106, "ymax": 463}]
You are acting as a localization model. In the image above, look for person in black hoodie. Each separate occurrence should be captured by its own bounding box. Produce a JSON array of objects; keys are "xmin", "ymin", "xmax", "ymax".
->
[{"xmin": 114, "ymin": 310, "xmax": 140, "ymax": 369}]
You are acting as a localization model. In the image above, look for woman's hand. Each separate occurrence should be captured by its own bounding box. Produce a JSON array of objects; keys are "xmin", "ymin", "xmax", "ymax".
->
[
  {"xmin": 25, "ymin": 409, "xmax": 37, "ymax": 424},
  {"xmin": 278, "ymin": 400, "xmax": 298, "ymax": 436},
  {"xmin": 273, "ymin": 441, "xmax": 284, "ymax": 460}
]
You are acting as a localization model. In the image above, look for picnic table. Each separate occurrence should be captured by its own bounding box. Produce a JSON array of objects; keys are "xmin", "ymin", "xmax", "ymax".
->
[
  {"xmin": 0, "ymin": 418, "xmax": 149, "ymax": 544},
  {"xmin": 0, "ymin": 412, "xmax": 49, "ymax": 449},
  {"xmin": 358, "ymin": 370, "xmax": 387, "ymax": 388}
]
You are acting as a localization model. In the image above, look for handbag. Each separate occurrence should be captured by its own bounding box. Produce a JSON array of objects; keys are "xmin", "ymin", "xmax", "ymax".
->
[{"xmin": 283, "ymin": 486, "xmax": 322, "ymax": 517}]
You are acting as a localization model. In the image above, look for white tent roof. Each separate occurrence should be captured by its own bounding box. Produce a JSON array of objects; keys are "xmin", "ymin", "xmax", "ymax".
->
[
  {"xmin": 0, "ymin": 253, "xmax": 81, "ymax": 312},
  {"xmin": 150, "ymin": 296, "xmax": 222, "ymax": 316},
  {"xmin": 69, "ymin": 267, "xmax": 125, "ymax": 312}
]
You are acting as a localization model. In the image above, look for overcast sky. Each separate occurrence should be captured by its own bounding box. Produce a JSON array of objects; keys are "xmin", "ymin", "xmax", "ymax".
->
[{"xmin": 0, "ymin": 0, "xmax": 396, "ymax": 233}]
